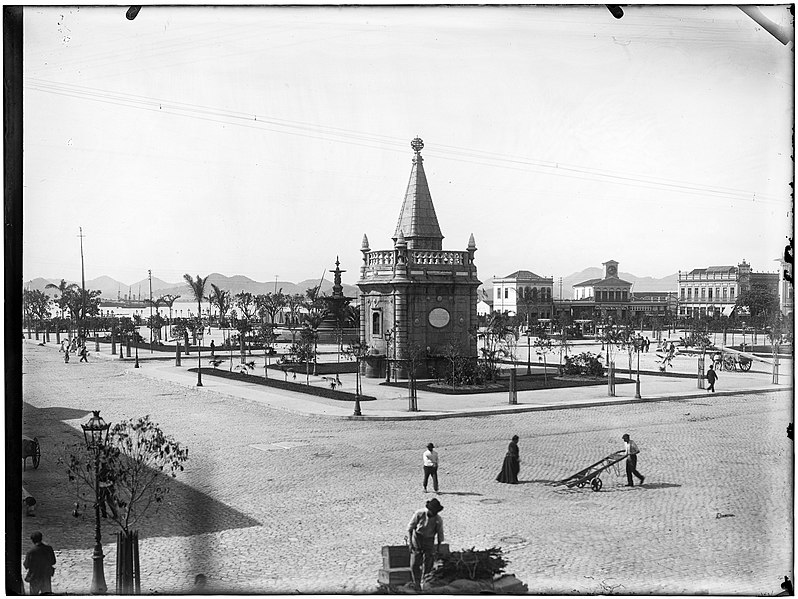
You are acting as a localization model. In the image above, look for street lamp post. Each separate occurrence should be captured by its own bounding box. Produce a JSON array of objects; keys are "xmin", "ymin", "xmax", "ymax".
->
[
  {"xmin": 634, "ymin": 337, "xmax": 642, "ymax": 399},
  {"xmin": 81, "ymin": 411, "xmax": 111, "ymax": 595}
]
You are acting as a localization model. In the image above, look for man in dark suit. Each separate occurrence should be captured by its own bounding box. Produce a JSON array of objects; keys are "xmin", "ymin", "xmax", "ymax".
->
[{"xmin": 23, "ymin": 531, "xmax": 56, "ymax": 595}]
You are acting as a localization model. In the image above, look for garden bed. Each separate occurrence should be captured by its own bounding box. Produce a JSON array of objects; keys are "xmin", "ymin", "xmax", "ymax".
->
[
  {"xmin": 268, "ymin": 361, "xmax": 359, "ymax": 375},
  {"xmin": 383, "ymin": 374, "xmax": 634, "ymax": 395},
  {"xmin": 188, "ymin": 367, "xmax": 377, "ymax": 402}
]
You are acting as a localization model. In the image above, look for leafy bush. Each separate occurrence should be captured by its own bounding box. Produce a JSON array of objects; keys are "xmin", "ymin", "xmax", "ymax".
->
[
  {"xmin": 441, "ymin": 358, "xmax": 486, "ymax": 386},
  {"xmin": 561, "ymin": 352, "xmax": 604, "ymax": 377}
]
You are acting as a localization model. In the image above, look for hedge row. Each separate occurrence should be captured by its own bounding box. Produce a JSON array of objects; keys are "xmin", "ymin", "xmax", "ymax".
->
[{"xmin": 188, "ymin": 367, "xmax": 376, "ymax": 402}]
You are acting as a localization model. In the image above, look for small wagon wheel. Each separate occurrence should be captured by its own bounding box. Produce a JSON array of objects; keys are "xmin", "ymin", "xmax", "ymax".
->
[
  {"xmin": 591, "ymin": 478, "xmax": 603, "ymax": 492},
  {"xmin": 32, "ymin": 437, "xmax": 41, "ymax": 469},
  {"xmin": 722, "ymin": 356, "xmax": 736, "ymax": 371},
  {"xmin": 578, "ymin": 479, "xmax": 588, "ymax": 488},
  {"xmin": 739, "ymin": 359, "xmax": 752, "ymax": 372}
]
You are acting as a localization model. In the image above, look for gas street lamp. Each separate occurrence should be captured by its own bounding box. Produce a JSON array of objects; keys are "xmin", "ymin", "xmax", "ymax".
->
[{"xmin": 81, "ymin": 411, "xmax": 111, "ymax": 595}]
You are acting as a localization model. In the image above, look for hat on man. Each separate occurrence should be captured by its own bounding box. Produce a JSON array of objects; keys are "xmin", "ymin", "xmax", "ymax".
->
[
  {"xmin": 622, "ymin": 434, "xmax": 630, "ymax": 441},
  {"xmin": 427, "ymin": 443, "xmax": 435, "ymax": 449},
  {"xmin": 425, "ymin": 498, "xmax": 444, "ymax": 514}
]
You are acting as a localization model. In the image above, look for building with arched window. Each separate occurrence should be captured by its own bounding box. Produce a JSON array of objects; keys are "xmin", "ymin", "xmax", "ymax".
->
[
  {"xmin": 356, "ymin": 138, "xmax": 480, "ymax": 378},
  {"xmin": 492, "ymin": 270, "xmax": 554, "ymax": 322},
  {"xmin": 677, "ymin": 260, "xmax": 780, "ymax": 319}
]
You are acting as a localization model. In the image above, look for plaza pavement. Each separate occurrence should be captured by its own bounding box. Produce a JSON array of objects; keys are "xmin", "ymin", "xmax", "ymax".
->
[
  {"xmin": 18, "ymin": 339, "xmax": 793, "ymax": 595},
  {"xmin": 82, "ymin": 337, "xmax": 791, "ymax": 421}
]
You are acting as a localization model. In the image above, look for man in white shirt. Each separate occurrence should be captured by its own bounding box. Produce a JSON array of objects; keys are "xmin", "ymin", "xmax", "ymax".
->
[
  {"xmin": 423, "ymin": 443, "xmax": 439, "ymax": 493},
  {"xmin": 406, "ymin": 498, "xmax": 445, "ymax": 589},
  {"xmin": 622, "ymin": 433, "xmax": 645, "ymax": 487}
]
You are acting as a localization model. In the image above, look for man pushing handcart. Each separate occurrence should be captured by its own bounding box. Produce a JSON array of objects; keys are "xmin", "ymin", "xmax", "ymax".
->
[
  {"xmin": 553, "ymin": 433, "xmax": 646, "ymax": 491},
  {"xmin": 552, "ymin": 450, "xmax": 626, "ymax": 492}
]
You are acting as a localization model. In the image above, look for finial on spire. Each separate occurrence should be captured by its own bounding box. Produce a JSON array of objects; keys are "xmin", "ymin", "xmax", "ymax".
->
[
  {"xmin": 395, "ymin": 230, "xmax": 407, "ymax": 248},
  {"xmin": 411, "ymin": 137, "xmax": 424, "ymax": 154},
  {"xmin": 361, "ymin": 234, "xmax": 370, "ymax": 252},
  {"xmin": 467, "ymin": 233, "xmax": 477, "ymax": 251}
]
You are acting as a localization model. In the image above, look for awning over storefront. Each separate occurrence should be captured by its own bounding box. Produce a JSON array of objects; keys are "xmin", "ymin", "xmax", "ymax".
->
[{"xmin": 722, "ymin": 305, "xmax": 735, "ymax": 316}]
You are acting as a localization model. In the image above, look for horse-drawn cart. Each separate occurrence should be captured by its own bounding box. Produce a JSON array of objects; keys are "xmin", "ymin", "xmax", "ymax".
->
[{"xmin": 713, "ymin": 349, "xmax": 753, "ymax": 372}]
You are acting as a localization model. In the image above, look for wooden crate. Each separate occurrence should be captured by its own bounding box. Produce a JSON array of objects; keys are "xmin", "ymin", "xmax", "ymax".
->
[
  {"xmin": 381, "ymin": 544, "xmax": 450, "ymax": 569},
  {"xmin": 381, "ymin": 545, "xmax": 410, "ymax": 569},
  {"xmin": 378, "ymin": 568, "xmax": 413, "ymax": 586}
]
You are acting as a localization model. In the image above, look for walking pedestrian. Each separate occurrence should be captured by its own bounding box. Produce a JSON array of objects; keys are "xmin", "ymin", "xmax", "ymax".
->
[
  {"xmin": 79, "ymin": 344, "xmax": 88, "ymax": 363},
  {"xmin": 64, "ymin": 349, "xmax": 70, "ymax": 364},
  {"xmin": 210, "ymin": 339, "xmax": 215, "ymax": 358},
  {"xmin": 706, "ymin": 364, "xmax": 718, "ymax": 392},
  {"xmin": 422, "ymin": 443, "xmax": 439, "ymax": 493},
  {"xmin": 406, "ymin": 498, "xmax": 444, "ymax": 590},
  {"xmin": 622, "ymin": 433, "xmax": 645, "ymax": 487},
  {"xmin": 23, "ymin": 531, "xmax": 56, "ymax": 595},
  {"xmin": 496, "ymin": 435, "xmax": 520, "ymax": 484}
]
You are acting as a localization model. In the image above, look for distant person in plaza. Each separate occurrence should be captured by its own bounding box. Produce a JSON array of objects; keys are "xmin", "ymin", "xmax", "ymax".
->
[
  {"xmin": 706, "ymin": 364, "xmax": 718, "ymax": 393},
  {"xmin": 406, "ymin": 497, "xmax": 444, "ymax": 589},
  {"xmin": 423, "ymin": 442, "xmax": 439, "ymax": 493},
  {"xmin": 210, "ymin": 339, "xmax": 215, "ymax": 358},
  {"xmin": 64, "ymin": 349, "xmax": 70, "ymax": 364},
  {"xmin": 23, "ymin": 531, "xmax": 56, "ymax": 595},
  {"xmin": 79, "ymin": 343, "xmax": 89, "ymax": 362},
  {"xmin": 496, "ymin": 435, "xmax": 520, "ymax": 484},
  {"xmin": 622, "ymin": 433, "xmax": 645, "ymax": 487}
]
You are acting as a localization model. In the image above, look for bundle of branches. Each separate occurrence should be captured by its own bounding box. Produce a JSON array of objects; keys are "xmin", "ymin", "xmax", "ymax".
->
[{"xmin": 427, "ymin": 546, "xmax": 508, "ymax": 584}]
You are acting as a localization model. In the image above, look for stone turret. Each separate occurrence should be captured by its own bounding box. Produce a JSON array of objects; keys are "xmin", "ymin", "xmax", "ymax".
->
[{"xmin": 357, "ymin": 138, "xmax": 480, "ymax": 379}]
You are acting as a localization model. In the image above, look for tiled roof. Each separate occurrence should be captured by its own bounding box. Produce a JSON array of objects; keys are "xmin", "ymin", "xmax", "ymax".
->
[
  {"xmin": 575, "ymin": 276, "xmax": 632, "ymax": 287},
  {"xmin": 574, "ymin": 277, "xmax": 602, "ymax": 287},
  {"xmin": 503, "ymin": 269, "xmax": 545, "ymax": 280},
  {"xmin": 393, "ymin": 147, "xmax": 443, "ymax": 245},
  {"xmin": 688, "ymin": 266, "xmax": 736, "ymax": 275}
]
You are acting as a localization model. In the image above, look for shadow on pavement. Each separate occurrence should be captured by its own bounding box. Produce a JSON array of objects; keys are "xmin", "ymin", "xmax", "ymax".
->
[
  {"xmin": 21, "ymin": 403, "xmax": 261, "ymax": 553},
  {"xmin": 436, "ymin": 491, "xmax": 483, "ymax": 496},
  {"xmin": 639, "ymin": 482, "xmax": 681, "ymax": 490},
  {"xmin": 519, "ymin": 479, "xmax": 559, "ymax": 484}
]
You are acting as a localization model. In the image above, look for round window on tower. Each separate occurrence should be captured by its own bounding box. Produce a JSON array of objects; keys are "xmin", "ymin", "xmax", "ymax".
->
[{"xmin": 428, "ymin": 307, "xmax": 450, "ymax": 328}]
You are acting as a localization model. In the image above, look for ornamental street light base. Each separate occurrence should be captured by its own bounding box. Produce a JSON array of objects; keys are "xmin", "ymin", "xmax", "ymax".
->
[
  {"xmin": 635, "ymin": 379, "xmax": 642, "ymax": 399},
  {"xmin": 353, "ymin": 396, "xmax": 362, "ymax": 416},
  {"xmin": 89, "ymin": 543, "xmax": 107, "ymax": 595}
]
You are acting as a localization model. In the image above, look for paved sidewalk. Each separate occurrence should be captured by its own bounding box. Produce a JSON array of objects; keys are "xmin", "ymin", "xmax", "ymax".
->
[
  {"xmin": 81, "ymin": 346, "xmax": 792, "ymax": 420},
  {"xmin": 44, "ymin": 338, "xmax": 790, "ymax": 420}
]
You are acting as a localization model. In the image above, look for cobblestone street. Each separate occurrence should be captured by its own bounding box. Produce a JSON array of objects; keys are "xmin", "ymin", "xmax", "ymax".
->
[{"xmin": 19, "ymin": 343, "xmax": 792, "ymax": 594}]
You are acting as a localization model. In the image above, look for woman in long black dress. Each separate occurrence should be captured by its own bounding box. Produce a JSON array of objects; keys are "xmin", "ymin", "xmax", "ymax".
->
[{"xmin": 496, "ymin": 435, "xmax": 520, "ymax": 484}]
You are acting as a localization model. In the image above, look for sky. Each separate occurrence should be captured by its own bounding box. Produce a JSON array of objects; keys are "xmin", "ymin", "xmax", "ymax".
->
[{"xmin": 20, "ymin": 4, "xmax": 794, "ymax": 288}]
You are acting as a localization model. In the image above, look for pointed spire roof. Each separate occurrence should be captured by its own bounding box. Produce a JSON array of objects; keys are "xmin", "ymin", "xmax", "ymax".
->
[{"xmin": 393, "ymin": 137, "xmax": 444, "ymax": 250}]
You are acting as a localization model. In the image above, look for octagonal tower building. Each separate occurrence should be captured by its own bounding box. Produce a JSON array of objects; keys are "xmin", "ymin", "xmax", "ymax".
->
[{"xmin": 357, "ymin": 138, "xmax": 480, "ymax": 378}]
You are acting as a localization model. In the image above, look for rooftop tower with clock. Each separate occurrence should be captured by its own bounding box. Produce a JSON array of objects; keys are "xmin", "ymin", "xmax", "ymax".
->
[{"xmin": 357, "ymin": 138, "xmax": 480, "ymax": 378}]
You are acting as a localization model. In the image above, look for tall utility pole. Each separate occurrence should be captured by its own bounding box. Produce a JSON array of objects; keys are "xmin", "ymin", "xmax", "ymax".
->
[
  {"xmin": 148, "ymin": 270, "xmax": 153, "ymax": 353},
  {"xmin": 79, "ymin": 227, "xmax": 87, "ymax": 339},
  {"xmin": 274, "ymin": 275, "xmax": 278, "ymax": 294}
]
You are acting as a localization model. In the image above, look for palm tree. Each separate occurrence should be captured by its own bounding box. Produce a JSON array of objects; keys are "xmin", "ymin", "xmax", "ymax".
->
[
  {"xmin": 159, "ymin": 294, "xmax": 181, "ymax": 322},
  {"xmin": 183, "ymin": 274, "xmax": 209, "ymax": 386},
  {"xmin": 45, "ymin": 280, "xmax": 78, "ymax": 339},
  {"xmin": 208, "ymin": 284, "xmax": 231, "ymax": 327}
]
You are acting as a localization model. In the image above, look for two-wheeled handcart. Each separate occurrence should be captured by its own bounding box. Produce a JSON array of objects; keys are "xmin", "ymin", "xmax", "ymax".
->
[{"xmin": 553, "ymin": 450, "xmax": 626, "ymax": 492}]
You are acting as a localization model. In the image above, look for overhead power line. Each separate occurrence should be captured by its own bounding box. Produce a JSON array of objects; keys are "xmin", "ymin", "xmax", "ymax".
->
[{"xmin": 24, "ymin": 77, "xmax": 786, "ymax": 206}]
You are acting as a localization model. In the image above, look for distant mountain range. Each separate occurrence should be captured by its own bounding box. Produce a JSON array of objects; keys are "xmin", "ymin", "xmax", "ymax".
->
[
  {"xmin": 24, "ymin": 273, "xmax": 361, "ymax": 302},
  {"xmin": 27, "ymin": 268, "xmax": 677, "ymax": 302},
  {"xmin": 479, "ymin": 268, "xmax": 678, "ymax": 300}
]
